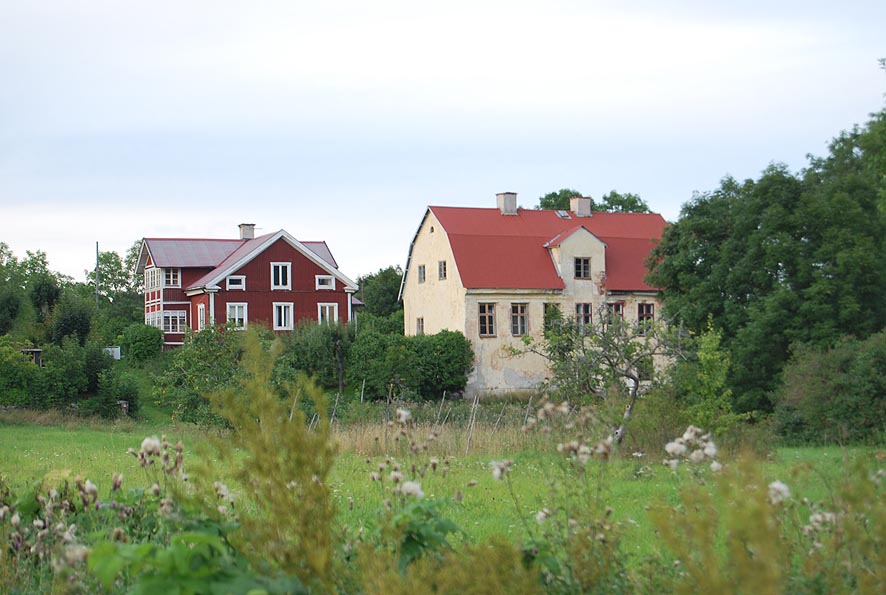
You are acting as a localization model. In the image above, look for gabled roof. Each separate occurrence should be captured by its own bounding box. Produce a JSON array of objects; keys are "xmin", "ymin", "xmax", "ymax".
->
[
  {"xmin": 426, "ymin": 206, "xmax": 666, "ymax": 291},
  {"xmin": 137, "ymin": 231, "xmax": 356, "ymax": 292}
]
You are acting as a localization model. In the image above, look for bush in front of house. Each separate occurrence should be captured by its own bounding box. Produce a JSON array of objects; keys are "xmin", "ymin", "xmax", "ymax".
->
[
  {"xmin": 81, "ymin": 367, "xmax": 141, "ymax": 419},
  {"xmin": 120, "ymin": 323, "xmax": 164, "ymax": 363}
]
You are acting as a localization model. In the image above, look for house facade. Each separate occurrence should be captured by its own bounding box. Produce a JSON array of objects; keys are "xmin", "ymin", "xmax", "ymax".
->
[
  {"xmin": 400, "ymin": 193, "xmax": 667, "ymax": 396},
  {"xmin": 136, "ymin": 224, "xmax": 358, "ymax": 347}
]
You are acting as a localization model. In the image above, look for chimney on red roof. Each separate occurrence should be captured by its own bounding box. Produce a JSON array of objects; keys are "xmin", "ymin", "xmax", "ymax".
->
[
  {"xmin": 239, "ymin": 223, "xmax": 256, "ymax": 240},
  {"xmin": 496, "ymin": 192, "xmax": 518, "ymax": 216},
  {"xmin": 570, "ymin": 196, "xmax": 592, "ymax": 217}
]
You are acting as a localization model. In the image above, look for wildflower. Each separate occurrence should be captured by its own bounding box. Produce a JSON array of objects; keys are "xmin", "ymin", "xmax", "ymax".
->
[
  {"xmin": 430, "ymin": 457, "xmax": 439, "ymax": 472},
  {"xmin": 159, "ymin": 498, "xmax": 174, "ymax": 516},
  {"xmin": 768, "ymin": 480, "xmax": 790, "ymax": 505},
  {"xmin": 689, "ymin": 449, "xmax": 705, "ymax": 464},
  {"xmin": 112, "ymin": 473, "xmax": 123, "ymax": 492},
  {"xmin": 665, "ymin": 440, "xmax": 687, "ymax": 457},
  {"xmin": 369, "ymin": 472, "xmax": 380, "ymax": 482},
  {"xmin": 535, "ymin": 508, "xmax": 551, "ymax": 524},
  {"xmin": 112, "ymin": 527, "xmax": 127, "ymax": 542},
  {"xmin": 0, "ymin": 505, "xmax": 7, "ymax": 521},
  {"xmin": 703, "ymin": 442, "xmax": 718, "ymax": 459},
  {"xmin": 682, "ymin": 426, "xmax": 703, "ymax": 442},
  {"xmin": 33, "ymin": 518, "xmax": 45, "ymax": 529},
  {"xmin": 710, "ymin": 460, "xmax": 723, "ymax": 472},
  {"xmin": 490, "ymin": 459, "xmax": 513, "ymax": 481},
  {"xmin": 467, "ymin": 480, "xmax": 477, "ymax": 487},
  {"xmin": 11, "ymin": 512, "xmax": 20, "ymax": 529},
  {"xmin": 664, "ymin": 459, "xmax": 680, "ymax": 470},
  {"xmin": 399, "ymin": 481, "xmax": 424, "ymax": 498},
  {"xmin": 213, "ymin": 482, "xmax": 232, "ymax": 502},
  {"xmin": 396, "ymin": 408, "xmax": 411, "ymax": 424},
  {"xmin": 150, "ymin": 483, "xmax": 161, "ymax": 497},
  {"xmin": 84, "ymin": 479, "xmax": 99, "ymax": 499},
  {"xmin": 594, "ymin": 436, "xmax": 613, "ymax": 459},
  {"xmin": 64, "ymin": 544, "xmax": 89, "ymax": 565},
  {"xmin": 140, "ymin": 436, "xmax": 162, "ymax": 456},
  {"xmin": 389, "ymin": 471, "xmax": 404, "ymax": 484},
  {"xmin": 632, "ymin": 451, "xmax": 644, "ymax": 459},
  {"xmin": 217, "ymin": 505, "xmax": 228, "ymax": 515}
]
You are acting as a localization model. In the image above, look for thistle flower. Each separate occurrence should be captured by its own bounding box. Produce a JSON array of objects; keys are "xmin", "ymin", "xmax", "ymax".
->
[
  {"xmin": 112, "ymin": 473, "xmax": 123, "ymax": 492},
  {"xmin": 369, "ymin": 472, "xmax": 381, "ymax": 482},
  {"xmin": 536, "ymin": 508, "xmax": 551, "ymax": 524},
  {"xmin": 213, "ymin": 482, "xmax": 232, "ymax": 502},
  {"xmin": 389, "ymin": 471, "xmax": 404, "ymax": 484},
  {"xmin": 430, "ymin": 457, "xmax": 439, "ymax": 472},
  {"xmin": 84, "ymin": 480, "xmax": 99, "ymax": 499},
  {"xmin": 768, "ymin": 480, "xmax": 790, "ymax": 505},
  {"xmin": 490, "ymin": 459, "xmax": 513, "ymax": 481},
  {"xmin": 689, "ymin": 449, "xmax": 705, "ymax": 464},
  {"xmin": 399, "ymin": 481, "xmax": 424, "ymax": 498},
  {"xmin": 665, "ymin": 440, "xmax": 687, "ymax": 457},
  {"xmin": 150, "ymin": 483, "xmax": 161, "ymax": 497},
  {"xmin": 140, "ymin": 436, "xmax": 162, "ymax": 456},
  {"xmin": 467, "ymin": 480, "xmax": 477, "ymax": 487},
  {"xmin": 11, "ymin": 512, "xmax": 20, "ymax": 529},
  {"xmin": 395, "ymin": 408, "xmax": 411, "ymax": 424},
  {"xmin": 710, "ymin": 460, "xmax": 723, "ymax": 472}
]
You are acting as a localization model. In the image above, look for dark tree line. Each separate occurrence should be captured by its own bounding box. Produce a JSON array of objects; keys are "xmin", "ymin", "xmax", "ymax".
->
[{"xmin": 648, "ymin": 108, "xmax": 886, "ymax": 414}]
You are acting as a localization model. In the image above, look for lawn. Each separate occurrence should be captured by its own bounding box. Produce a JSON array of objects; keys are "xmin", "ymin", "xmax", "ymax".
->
[{"xmin": 1, "ymin": 413, "xmax": 878, "ymax": 561}]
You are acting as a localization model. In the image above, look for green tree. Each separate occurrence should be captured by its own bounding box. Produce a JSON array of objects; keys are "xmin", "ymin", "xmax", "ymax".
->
[
  {"xmin": 536, "ymin": 188, "xmax": 585, "ymax": 210},
  {"xmin": 50, "ymin": 290, "xmax": 94, "ymax": 346},
  {"xmin": 357, "ymin": 266, "xmax": 404, "ymax": 318},
  {"xmin": 598, "ymin": 190, "xmax": 651, "ymax": 213}
]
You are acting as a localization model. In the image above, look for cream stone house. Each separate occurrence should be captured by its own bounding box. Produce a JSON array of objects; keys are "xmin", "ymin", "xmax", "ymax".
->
[{"xmin": 400, "ymin": 192, "xmax": 667, "ymax": 396}]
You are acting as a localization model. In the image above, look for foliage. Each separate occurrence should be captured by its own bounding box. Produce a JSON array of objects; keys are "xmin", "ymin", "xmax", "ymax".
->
[
  {"xmin": 649, "ymin": 109, "xmax": 886, "ymax": 414},
  {"xmin": 49, "ymin": 290, "xmax": 94, "ymax": 346},
  {"xmin": 357, "ymin": 265, "xmax": 404, "ymax": 318},
  {"xmin": 275, "ymin": 321, "xmax": 353, "ymax": 392},
  {"xmin": 120, "ymin": 323, "xmax": 164, "ymax": 363},
  {"xmin": 0, "ymin": 284, "xmax": 22, "ymax": 335},
  {"xmin": 347, "ymin": 329, "xmax": 474, "ymax": 401},
  {"xmin": 537, "ymin": 188, "xmax": 585, "ymax": 210},
  {"xmin": 598, "ymin": 190, "xmax": 651, "ymax": 213},
  {"xmin": 152, "ymin": 325, "xmax": 243, "ymax": 425},
  {"xmin": 356, "ymin": 309, "xmax": 404, "ymax": 335},
  {"xmin": 0, "ymin": 337, "xmax": 40, "ymax": 407},
  {"xmin": 774, "ymin": 331, "xmax": 886, "ymax": 444},
  {"xmin": 27, "ymin": 272, "xmax": 60, "ymax": 323},
  {"xmin": 190, "ymin": 330, "xmax": 338, "ymax": 591},
  {"xmin": 515, "ymin": 304, "xmax": 683, "ymax": 442},
  {"xmin": 82, "ymin": 367, "xmax": 141, "ymax": 419}
]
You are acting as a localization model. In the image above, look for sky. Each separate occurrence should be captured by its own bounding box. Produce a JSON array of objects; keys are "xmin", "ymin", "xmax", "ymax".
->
[{"xmin": 2, "ymin": 0, "xmax": 884, "ymax": 282}]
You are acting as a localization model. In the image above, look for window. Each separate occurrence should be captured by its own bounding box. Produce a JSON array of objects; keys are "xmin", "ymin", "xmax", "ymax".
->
[
  {"xmin": 164, "ymin": 268, "xmax": 181, "ymax": 287},
  {"xmin": 197, "ymin": 304, "xmax": 206, "ymax": 331},
  {"xmin": 479, "ymin": 303, "xmax": 496, "ymax": 337},
  {"xmin": 416, "ymin": 317, "xmax": 424, "ymax": 335},
  {"xmin": 271, "ymin": 262, "xmax": 291, "ymax": 290},
  {"xmin": 315, "ymin": 275, "xmax": 335, "ymax": 290},
  {"xmin": 145, "ymin": 310, "xmax": 162, "ymax": 328},
  {"xmin": 273, "ymin": 302, "xmax": 294, "ymax": 330},
  {"xmin": 226, "ymin": 276, "xmax": 246, "ymax": 290},
  {"xmin": 162, "ymin": 311, "xmax": 187, "ymax": 333},
  {"xmin": 544, "ymin": 303, "xmax": 561, "ymax": 332},
  {"xmin": 638, "ymin": 303, "xmax": 654, "ymax": 334},
  {"xmin": 574, "ymin": 257, "xmax": 591, "ymax": 279},
  {"xmin": 607, "ymin": 302, "xmax": 624, "ymax": 318},
  {"xmin": 576, "ymin": 303, "xmax": 592, "ymax": 329},
  {"xmin": 145, "ymin": 268, "xmax": 161, "ymax": 290},
  {"xmin": 511, "ymin": 303, "xmax": 528, "ymax": 336},
  {"xmin": 227, "ymin": 303, "xmax": 247, "ymax": 329},
  {"xmin": 417, "ymin": 265, "xmax": 426, "ymax": 284},
  {"xmin": 438, "ymin": 260, "xmax": 447, "ymax": 280},
  {"xmin": 318, "ymin": 303, "xmax": 338, "ymax": 324}
]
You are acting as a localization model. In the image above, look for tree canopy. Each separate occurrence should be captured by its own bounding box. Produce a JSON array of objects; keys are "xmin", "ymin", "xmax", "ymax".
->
[
  {"xmin": 535, "ymin": 188, "xmax": 651, "ymax": 213},
  {"xmin": 648, "ymin": 108, "xmax": 886, "ymax": 413}
]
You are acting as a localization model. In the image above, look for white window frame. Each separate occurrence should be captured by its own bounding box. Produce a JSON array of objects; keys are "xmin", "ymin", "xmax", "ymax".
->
[
  {"xmin": 510, "ymin": 303, "xmax": 528, "ymax": 336},
  {"xmin": 417, "ymin": 265, "xmax": 426, "ymax": 284},
  {"xmin": 145, "ymin": 267, "xmax": 162, "ymax": 291},
  {"xmin": 315, "ymin": 275, "xmax": 335, "ymax": 291},
  {"xmin": 576, "ymin": 303, "xmax": 593, "ymax": 329},
  {"xmin": 226, "ymin": 275, "xmax": 246, "ymax": 291},
  {"xmin": 227, "ymin": 302, "xmax": 248, "ymax": 330},
  {"xmin": 438, "ymin": 260, "xmax": 447, "ymax": 280},
  {"xmin": 273, "ymin": 302, "xmax": 294, "ymax": 331},
  {"xmin": 164, "ymin": 268, "xmax": 181, "ymax": 288},
  {"xmin": 271, "ymin": 262, "xmax": 292, "ymax": 290},
  {"xmin": 318, "ymin": 302, "xmax": 338, "ymax": 324},
  {"xmin": 197, "ymin": 304, "xmax": 206, "ymax": 331},
  {"xmin": 162, "ymin": 310, "xmax": 187, "ymax": 333},
  {"xmin": 416, "ymin": 317, "xmax": 424, "ymax": 335}
]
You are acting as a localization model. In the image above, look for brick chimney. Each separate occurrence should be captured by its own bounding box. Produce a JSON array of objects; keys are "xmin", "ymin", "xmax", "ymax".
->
[
  {"xmin": 570, "ymin": 196, "xmax": 592, "ymax": 217},
  {"xmin": 496, "ymin": 192, "xmax": 518, "ymax": 215},
  {"xmin": 239, "ymin": 223, "xmax": 256, "ymax": 240}
]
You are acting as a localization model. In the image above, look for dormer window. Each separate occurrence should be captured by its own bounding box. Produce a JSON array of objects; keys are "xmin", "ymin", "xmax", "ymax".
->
[
  {"xmin": 574, "ymin": 257, "xmax": 591, "ymax": 279},
  {"xmin": 226, "ymin": 275, "xmax": 246, "ymax": 290}
]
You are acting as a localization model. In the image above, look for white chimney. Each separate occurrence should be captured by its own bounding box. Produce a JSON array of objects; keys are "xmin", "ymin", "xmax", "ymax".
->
[
  {"xmin": 496, "ymin": 192, "xmax": 518, "ymax": 215},
  {"xmin": 239, "ymin": 223, "xmax": 256, "ymax": 240},
  {"xmin": 570, "ymin": 196, "xmax": 592, "ymax": 218}
]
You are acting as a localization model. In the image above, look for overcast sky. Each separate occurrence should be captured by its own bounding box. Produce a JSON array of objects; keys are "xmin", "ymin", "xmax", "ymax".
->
[{"xmin": 2, "ymin": 0, "xmax": 884, "ymax": 282}]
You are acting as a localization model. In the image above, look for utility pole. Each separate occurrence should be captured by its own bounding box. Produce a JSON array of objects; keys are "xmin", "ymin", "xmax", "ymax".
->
[{"xmin": 95, "ymin": 241, "xmax": 100, "ymax": 307}]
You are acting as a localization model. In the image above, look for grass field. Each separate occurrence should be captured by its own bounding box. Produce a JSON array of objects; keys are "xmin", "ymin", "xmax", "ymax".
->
[{"xmin": 1, "ymin": 410, "xmax": 879, "ymax": 561}]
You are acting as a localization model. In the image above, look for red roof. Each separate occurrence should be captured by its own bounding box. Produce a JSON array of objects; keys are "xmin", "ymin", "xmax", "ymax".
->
[{"xmin": 429, "ymin": 207, "xmax": 666, "ymax": 291}]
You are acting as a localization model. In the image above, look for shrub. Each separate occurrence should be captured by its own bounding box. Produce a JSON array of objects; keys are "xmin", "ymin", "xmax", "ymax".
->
[
  {"xmin": 275, "ymin": 321, "xmax": 353, "ymax": 391},
  {"xmin": 37, "ymin": 337, "xmax": 88, "ymax": 409},
  {"xmin": 120, "ymin": 323, "xmax": 163, "ymax": 363},
  {"xmin": 0, "ymin": 338, "xmax": 39, "ymax": 407},
  {"xmin": 82, "ymin": 367, "xmax": 140, "ymax": 419},
  {"xmin": 774, "ymin": 332, "xmax": 886, "ymax": 444},
  {"xmin": 413, "ymin": 330, "xmax": 474, "ymax": 399}
]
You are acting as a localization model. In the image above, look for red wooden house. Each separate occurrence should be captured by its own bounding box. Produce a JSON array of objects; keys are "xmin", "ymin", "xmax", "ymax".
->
[{"xmin": 136, "ymin": 224, "xmax": 358, "ymax": 347}]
